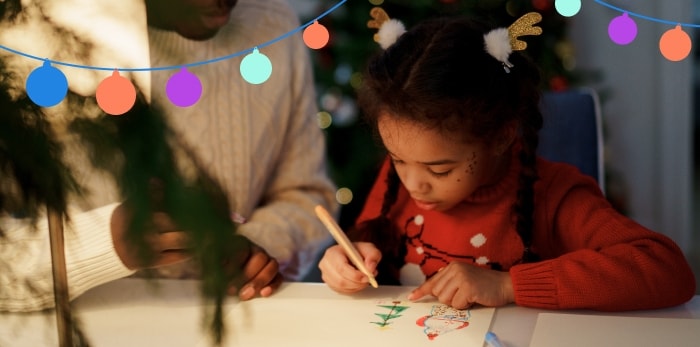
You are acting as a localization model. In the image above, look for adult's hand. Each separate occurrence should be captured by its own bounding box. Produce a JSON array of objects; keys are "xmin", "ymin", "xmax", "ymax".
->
[
  {"xmin": 110, "ymin": 203, "xmax": 191, "ymax": 271},
  {"xmin": 226, "ymin": 242, "xmax": 283, "ymax": 300}
]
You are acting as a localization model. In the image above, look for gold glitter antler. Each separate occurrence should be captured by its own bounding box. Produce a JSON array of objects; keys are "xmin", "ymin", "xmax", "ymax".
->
[
  {"xmin": 508, "ymin": 12, "xmax": 543, "ymax": 51},
  {"xmin": 368, "ymin": 7, "xmax": 390, "ymax": 43}
]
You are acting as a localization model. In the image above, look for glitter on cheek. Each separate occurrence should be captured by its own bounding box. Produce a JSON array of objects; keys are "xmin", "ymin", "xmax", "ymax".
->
[{"xmin": 465, "ymin": 151, "xmax": 477, "ymax": 175}]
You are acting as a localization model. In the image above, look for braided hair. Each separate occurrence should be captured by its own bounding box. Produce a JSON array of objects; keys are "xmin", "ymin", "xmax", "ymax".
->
[{"xmin": 350, "ymin": 15, "xmax": 544, "ymax": 281}]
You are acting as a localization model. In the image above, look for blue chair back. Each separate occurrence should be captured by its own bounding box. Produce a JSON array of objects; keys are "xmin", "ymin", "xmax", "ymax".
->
[{"xmin": 537, "ymin": 88, "xmax": 605, "ymax": 193}]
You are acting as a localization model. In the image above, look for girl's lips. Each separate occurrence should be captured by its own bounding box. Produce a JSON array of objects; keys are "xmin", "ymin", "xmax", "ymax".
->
[{"xmin": 414, "ymin": 199, "xmax": 439, "ymax": 211}]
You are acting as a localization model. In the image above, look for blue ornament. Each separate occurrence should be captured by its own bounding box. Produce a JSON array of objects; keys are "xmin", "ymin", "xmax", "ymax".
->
[{"xmin": 26, "ymin": 60, "xmax": 68, "ymax": 107}]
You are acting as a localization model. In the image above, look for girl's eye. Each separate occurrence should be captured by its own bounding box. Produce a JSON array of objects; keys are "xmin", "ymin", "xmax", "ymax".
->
[{"xmin": 429, "ymin": 169, "xmax": 452, "ymax": 177}]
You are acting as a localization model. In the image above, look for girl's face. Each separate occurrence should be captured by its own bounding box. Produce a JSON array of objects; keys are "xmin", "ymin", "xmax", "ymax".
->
[{"xmin": 378, "ymin": 113, "xmax": 511, "ymax": 212}]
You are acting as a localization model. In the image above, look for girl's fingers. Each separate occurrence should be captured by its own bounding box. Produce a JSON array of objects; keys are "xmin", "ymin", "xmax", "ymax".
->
[{"xmin": 319, "ymin": 246, "xmax": 369, "ymax": 293}]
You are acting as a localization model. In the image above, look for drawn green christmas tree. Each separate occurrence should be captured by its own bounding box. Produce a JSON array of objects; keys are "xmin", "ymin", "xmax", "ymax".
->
[{"xmin": 371, "ymin": 301, "xmax": 410, "ymax": 328}]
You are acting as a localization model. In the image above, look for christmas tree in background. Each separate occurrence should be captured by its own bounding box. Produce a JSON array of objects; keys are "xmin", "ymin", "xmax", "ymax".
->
[{"xmin": 300, "ymin": 0, "xmax": 608, "ymax": 228}]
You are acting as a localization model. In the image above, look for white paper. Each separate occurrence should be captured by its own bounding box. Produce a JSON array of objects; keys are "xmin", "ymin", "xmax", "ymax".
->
[
  {"xmin": 202, "ymin": 298, "xmax": 496, "ymax": 347},
  {"xmin": 529, "ymin": 313, "xmax": 700, "ymax": 347}
]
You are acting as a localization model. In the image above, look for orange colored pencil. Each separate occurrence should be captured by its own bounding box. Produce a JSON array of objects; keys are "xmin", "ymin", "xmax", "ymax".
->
[{"xmin": 314, "ymin": 205, "xmax": 379, "ymax": 288}]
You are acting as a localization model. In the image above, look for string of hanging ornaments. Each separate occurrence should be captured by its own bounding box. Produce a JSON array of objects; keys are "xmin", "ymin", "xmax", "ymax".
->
[
  {"xmin": 555, "ymin": 0, "xmax": 696, "ymax": 62},
  {"xmin": 4, "ymin": 0, "xmax": 693, "ymax": 115},
  {"xmin": 0, "ymin": 0, "xmax": 345, "ymax": 116}
]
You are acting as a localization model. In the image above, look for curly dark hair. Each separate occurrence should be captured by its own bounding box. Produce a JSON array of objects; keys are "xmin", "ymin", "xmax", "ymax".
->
[{"xmin": 349, "ymin": 15, "xmax": 544, "ymax": 282}]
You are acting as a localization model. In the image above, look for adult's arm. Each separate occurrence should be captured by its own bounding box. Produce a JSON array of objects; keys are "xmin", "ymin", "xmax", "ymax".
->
[
  {"xmin": 0, "ymin": 203, "xmax": 134, "ymax": 312},
  {"xmin": 235, "ymin": 2, "xmax": 338, "ymax": 281}
]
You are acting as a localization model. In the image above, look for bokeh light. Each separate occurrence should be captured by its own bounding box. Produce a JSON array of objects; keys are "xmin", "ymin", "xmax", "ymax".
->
[
  {"xmin": 317, "ymin": 111, "xmax": 333, "ymax": 129},
  {"xmin": 335, "ymin": 187, "xmax": 353, "ymax": 205}
]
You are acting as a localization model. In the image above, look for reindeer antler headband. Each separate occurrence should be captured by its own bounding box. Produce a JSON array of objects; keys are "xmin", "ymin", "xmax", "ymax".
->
[
  {"xmin": 367, "ymin": 7, "xmax": 405, "ymax": 50},
  {"xmin": 484, "ymin": 12, "xmax": 543, "ymax": 72},
  {"xmin": 368, "ymin": 9, "xmax": 543, "ymax": 73}
]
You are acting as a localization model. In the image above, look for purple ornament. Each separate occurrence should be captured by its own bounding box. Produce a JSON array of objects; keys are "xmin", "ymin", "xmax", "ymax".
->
[
  {"xmin": 166, "ymin": 67, "xmax": 202, "ymax": 107},
  {"xmin": 608, "ymin": 13, "xmax": 637, "ymax": 45}
]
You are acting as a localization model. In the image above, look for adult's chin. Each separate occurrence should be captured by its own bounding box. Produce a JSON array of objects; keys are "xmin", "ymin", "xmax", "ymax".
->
[
  {"xmin": 223, "ymin": 0, "xmax": 239, "ymax": 8},
  {"xmin": 183, "ymin": 12, "xmax": 232, "ymax": 40},
  {"xmin": 176, "ymin": 28, "xmax": 219, "ymax": 41}
]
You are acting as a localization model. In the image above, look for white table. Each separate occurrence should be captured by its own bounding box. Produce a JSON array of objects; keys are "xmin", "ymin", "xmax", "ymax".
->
[{"xmin": 1, "ymin": 278, "xmax": 698, "ymax": 346}]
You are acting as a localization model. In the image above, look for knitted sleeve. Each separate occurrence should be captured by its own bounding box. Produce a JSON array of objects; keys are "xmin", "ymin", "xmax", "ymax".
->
[
  {"xmin": 235, "ymin": 1, "xmax": 338, "ymax": 281},
  {"xmin": 510, "ymin": 162, "xmax": 696, "ymax": 311},
  {"xmin": 0, "ymin": 203, "xmax": 134, "ymax": 312}
]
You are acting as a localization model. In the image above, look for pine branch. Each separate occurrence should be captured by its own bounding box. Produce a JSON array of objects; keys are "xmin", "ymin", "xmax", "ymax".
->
[{"xmin": 70, "ymin": 97, "xmax": 248, "ymax": 345}]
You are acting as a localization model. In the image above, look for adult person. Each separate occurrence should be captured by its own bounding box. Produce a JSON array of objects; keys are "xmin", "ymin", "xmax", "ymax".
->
[{"xmin": 0, "ymin": 0, "xmax": 337, "ymax": 312}]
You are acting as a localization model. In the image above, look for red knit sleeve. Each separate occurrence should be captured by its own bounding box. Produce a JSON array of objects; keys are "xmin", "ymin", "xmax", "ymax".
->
[
  {"xmin": 355, "ymin": 156, "xmax": 392, "ymax": 226},
  {"xmin": 510, "ymin": 161, "xmax": 696, "ymax": 311}
]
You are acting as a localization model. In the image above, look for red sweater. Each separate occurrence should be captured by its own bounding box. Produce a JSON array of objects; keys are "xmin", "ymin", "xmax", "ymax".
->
[{"xmin": 356, "ymin": 156, "xmax": 696, "ymax": 311}]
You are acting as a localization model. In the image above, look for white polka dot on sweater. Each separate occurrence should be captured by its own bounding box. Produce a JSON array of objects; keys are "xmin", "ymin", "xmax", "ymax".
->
[
  {"xmin": 476, "ymin": 256, "xmax": 489, "ymax": 265},
  {"xmin": 414, "ymin": 215, "xmax": 424, "ymax": 225},
  {"xmin": 471, "ymin": 233, "xmax": 486, "ymax": 248}
]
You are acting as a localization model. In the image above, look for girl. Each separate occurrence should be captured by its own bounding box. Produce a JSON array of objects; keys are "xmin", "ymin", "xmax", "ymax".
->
[{"xmin": 319, "ymin": 12, "xmax": 696, "ymax": 311}]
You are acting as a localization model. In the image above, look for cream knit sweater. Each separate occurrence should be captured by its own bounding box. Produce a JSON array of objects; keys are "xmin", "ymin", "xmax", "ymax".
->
[{"xmin": 0, "ymin": 0, "xmax": 337, "ymax": 312}]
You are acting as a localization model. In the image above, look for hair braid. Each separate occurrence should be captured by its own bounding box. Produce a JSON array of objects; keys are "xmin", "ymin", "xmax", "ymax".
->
[
  {"xmin": 513, "ymin": 105, "xmax": 543, "ymax": 263},
  {"xmin": 347, "ymin": 161, "xmax": 405, "ymax": 284}
]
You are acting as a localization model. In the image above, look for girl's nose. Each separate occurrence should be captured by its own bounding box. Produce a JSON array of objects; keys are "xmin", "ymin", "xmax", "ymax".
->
[{"xmin": 403, "ymin": 170, "xmax": 430, "ymax": 195}]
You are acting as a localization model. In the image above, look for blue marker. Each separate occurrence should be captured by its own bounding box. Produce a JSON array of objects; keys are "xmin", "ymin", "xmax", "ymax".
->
[{"xmin": 485, "ymin": 331, "xmax": 505, "ymax": 347}]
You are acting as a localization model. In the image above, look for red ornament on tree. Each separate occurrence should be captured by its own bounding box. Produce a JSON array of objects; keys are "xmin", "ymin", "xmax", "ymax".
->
[
  {"xmin": 549, "ymin": 75, "xmax": 568, "ymax": 91},
  {"xmin": 532, "ymin": 0, "xmax": 553, "ymax": 12}
]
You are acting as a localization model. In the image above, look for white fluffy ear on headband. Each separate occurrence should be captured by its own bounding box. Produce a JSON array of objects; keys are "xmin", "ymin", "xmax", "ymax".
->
[
  {"xmin": 377, "ymin": 19, "xmax": 406, "ymax": 50},
  {"xmin": 483, "ymin": 12, "xmax": 543, "ymax": 73},
  {"xmin": 484, "ymin": 28, "xmax": 513, "ymax": 68}
]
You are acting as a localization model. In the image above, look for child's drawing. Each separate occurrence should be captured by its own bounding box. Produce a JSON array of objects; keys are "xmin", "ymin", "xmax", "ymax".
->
[
  {"xmin": 415, "ymin": 304, "xmax": 470, "ymax": 340},
  {"xmin": 371, "ymin": 300, "xmax": 410, "ymax": 329}
]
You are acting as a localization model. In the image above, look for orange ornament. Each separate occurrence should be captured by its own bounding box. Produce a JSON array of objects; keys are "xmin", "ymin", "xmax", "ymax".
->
[
  {"xmin": 96, "ymin": 69, "xmax": 137, "ymax": 115},
  {"xmin": 303, "ymin": 21, "xmax": 330, "ymax": 49},
  {"xmin": 659, "ymin": 25, "xmax": 692, "ymax": 62}
]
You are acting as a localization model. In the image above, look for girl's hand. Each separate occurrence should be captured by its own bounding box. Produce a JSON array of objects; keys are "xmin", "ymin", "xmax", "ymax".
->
[
  {"xmin": 318, "ymin": 242, "xmax": 381, "ymax": 294},
  {"xmin": 407, "ymin": 262, "xmax": 515, "ymax": 309}
]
